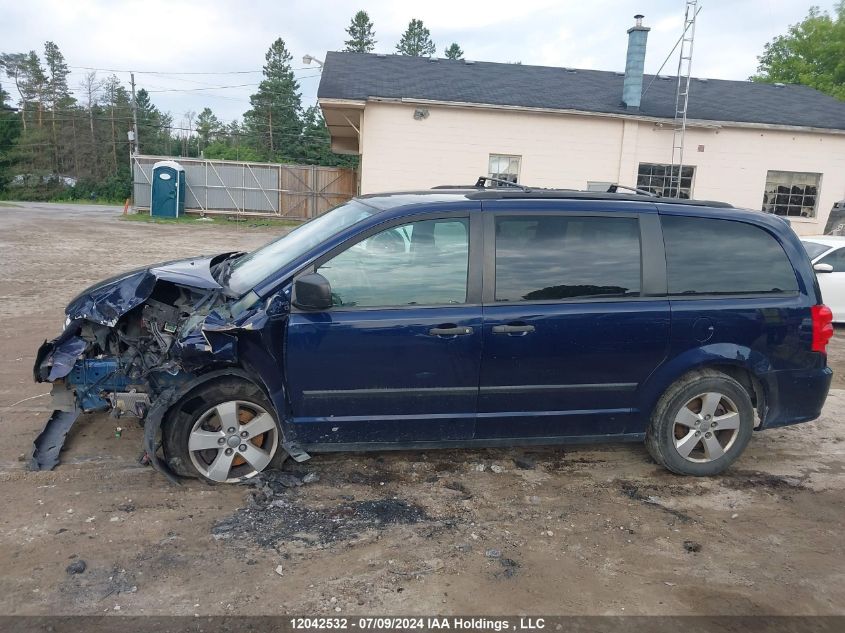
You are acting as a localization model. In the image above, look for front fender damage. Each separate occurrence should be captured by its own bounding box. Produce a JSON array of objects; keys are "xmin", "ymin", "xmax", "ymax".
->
[{"xmin": 31, "ymin": 262, "xmax": 287, "ymax": 479}]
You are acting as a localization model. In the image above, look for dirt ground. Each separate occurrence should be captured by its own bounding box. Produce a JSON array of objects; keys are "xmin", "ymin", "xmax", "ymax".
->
[{"xmin": 0, "ymin": 201, "xmax": 843, "ymax": 616}]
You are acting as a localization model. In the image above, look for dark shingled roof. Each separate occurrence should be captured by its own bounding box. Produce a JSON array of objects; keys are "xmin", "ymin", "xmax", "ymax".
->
[{"xmin": 318, "ymin": 52, "xmax": 845, "ymax": 131}]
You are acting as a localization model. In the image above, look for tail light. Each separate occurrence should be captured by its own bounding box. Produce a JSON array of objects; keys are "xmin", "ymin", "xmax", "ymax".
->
[{"xmin": 811, "ymin": 304, "xmax": 834, "ymax": 353}]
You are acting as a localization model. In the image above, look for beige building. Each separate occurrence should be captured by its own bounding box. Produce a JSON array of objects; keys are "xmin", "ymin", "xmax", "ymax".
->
[{"xmin": 318, "ymin": 19, "xmax": 845, "ymax": 236}]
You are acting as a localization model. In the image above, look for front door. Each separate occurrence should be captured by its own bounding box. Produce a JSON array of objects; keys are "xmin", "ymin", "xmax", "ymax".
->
[
  {"xmin": 478, "ymin": 206, "xmax": 670, "ymax": 439},
  {"xmin": 285, "ymin": 212, "xmax": 482, "ymax": 446}
]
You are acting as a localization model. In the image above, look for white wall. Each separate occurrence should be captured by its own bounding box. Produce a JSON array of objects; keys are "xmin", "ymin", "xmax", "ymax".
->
[{"xmin": 358, "ymin": 102, "xmax": 845, "ymax": 236}]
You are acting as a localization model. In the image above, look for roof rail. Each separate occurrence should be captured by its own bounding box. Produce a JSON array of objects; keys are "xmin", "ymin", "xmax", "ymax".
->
[
  {"xmin": 607, "ymin": 183, "xmax": 658, "ymax": 197},
  {"xmin": 474, "ymin": 176, "xmax": 532, "ymax": 192},
  {"xmin": 431, "ymin": 184, "xmax": 481, "ymax": 190}
]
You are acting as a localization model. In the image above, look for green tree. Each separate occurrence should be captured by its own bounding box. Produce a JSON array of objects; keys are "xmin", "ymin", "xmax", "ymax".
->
[
  {"xmin": 101, "ymin": 74, "xmax": 130, "ymax": 171},
  {"xmin": 23, "ymin": 51, "xmax": 47, "ymax": 129},
  {"xmin": 396, "ymin": 19, "xmax": 436, "ymax": 56},
  {"xmin": 244, "ymin": 38, "xmax": 303, "ymax": 160},
  {"xmin": 751, "ymin": 3, "xmax": 845, "ymax": 100},
  {"xmin": 344, "ymin": 10, "xmax": 376, "ymax": 53},
  {"xmin": 0, "ymin": 82, "xmax": 22, "ymax": 190},
  {"xmin": 135, "ymin": 88, "xmax": 174, "ymax": 155},
  {"xmin": 444, "ymin": 43, "xmax": 464, "ymax": 60},
  {"xmin": 44, "ymin": 41, "xmax": 75, "ymax": 173},
  {"xmin": 1, "ymin": 53, "xmax": 28, "ymax": 131},
  {"xmin": 195, "ymin": 107, "xmax": 223, "ymax": 152}
]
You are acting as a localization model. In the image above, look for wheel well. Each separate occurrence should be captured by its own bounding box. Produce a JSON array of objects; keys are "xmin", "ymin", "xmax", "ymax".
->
[
  {"xmin": 168, "ymin": 370, "xmax": 274, "ymax": 420},
  {"xmin": 695, "ymin": 364, "xmax": 766, "ymax": 429}
]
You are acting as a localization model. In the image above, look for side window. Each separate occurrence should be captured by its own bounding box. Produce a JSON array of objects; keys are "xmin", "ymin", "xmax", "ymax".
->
[
  {"xmin": 662, "ymin": 216, "xmax": 798, "ymax": 295},
  {"xmin": 819, "ymin": 248, "xmax": 845, "ymax": 272},
  {"xmin": 318, "ymin": 218, "xmax": 469, "ymax": 308},
  {"xmin": 494, "ymin": 215, "xmax": 641, "ymax": 302}
]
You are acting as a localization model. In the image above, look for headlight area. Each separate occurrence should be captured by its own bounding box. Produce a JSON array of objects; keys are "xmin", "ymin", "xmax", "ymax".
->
[{"xmin": 31, "ymin": 283, "xmax": 212, "ymax": 471}]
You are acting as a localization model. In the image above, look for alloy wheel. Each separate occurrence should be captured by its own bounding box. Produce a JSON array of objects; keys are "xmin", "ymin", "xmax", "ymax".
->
[
  {"xmin": 187, "ymin": 400, "xmax": 279, "ymax": 483},
  {"xmin": 672, "ymin": 392, "xmax": 741, "ymax": 463}
]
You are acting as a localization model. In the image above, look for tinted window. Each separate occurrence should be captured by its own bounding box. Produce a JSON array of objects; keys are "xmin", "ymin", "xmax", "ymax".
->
[
  {"xmin": 819, "ymin": 248, "xmax": 845, "ymax": 272},
  {"xmin": 803, "ymin": 241, "xmax": 832, "ymax": 260},
  {"xmin": 494, "ymin": 215, "xmax": 641, "ymax": 302},
  {"xmin": 663, "ymin": 216, "xmax": 798, "ymax": 295},
  {"xmin": 318, "ymin": 218, "xmax": 468, "ymax": 307}
]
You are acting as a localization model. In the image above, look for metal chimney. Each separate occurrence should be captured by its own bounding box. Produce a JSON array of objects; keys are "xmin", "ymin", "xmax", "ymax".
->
[{"xmin": 622, "ymin": 14, "xmax": 650, "ymax": 110}]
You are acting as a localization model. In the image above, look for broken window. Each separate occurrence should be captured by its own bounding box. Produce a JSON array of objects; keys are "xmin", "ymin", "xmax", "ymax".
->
[
  {"xmin": 488, "ymin": 154, "xmax": 521, "ymax": 187},
  {"xmin": 762, "ymin": 170, "xmax": 821, "ymax": 218},
  {"xmin": 636, "ymin": 163, "xmax": 695, "ymax": 199}
]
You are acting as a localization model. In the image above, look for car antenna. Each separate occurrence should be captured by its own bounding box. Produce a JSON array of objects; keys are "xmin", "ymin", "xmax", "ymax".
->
[
  {"xmin": 475, "ymin": 176, "xmax": 532, "ymax": 192},
  {"xmin": 607, "ymin": 183, "xmax": 659, "ymax": 197}
]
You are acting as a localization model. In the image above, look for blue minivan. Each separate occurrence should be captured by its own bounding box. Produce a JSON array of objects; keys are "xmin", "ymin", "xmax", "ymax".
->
[{"xmin": 33, "ymin": 185, "xmax": 833, "ymax": 483}]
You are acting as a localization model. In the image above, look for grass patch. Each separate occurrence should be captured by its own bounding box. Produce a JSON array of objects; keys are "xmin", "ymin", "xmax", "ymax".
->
[
  {"xmin": 119, "ymin": 212, "xmax": 300, "ymax": 229},
  {"xmin": 0, "ymin": 201, "xmax": 21, "ymax": 207}
]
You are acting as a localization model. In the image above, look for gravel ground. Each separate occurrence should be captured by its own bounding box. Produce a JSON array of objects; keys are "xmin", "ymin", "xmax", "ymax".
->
[{"xmin": 0, "ymin": 201, "xmax": 843, "ymax": 616}]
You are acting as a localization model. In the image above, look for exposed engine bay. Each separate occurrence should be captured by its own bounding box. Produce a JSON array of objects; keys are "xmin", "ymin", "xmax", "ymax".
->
[{"xmin": 30, "ymin": 252, "xmax": 292, "ymax": 478}]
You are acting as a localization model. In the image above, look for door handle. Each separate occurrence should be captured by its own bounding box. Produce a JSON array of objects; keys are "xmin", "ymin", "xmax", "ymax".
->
[
  {"xmin": 492, "ymin": 323, "xmax": 535, "ymax": 335},
  {"xmin": 429, "ymin": 325, "xmax": 473, "ymax": 337}
]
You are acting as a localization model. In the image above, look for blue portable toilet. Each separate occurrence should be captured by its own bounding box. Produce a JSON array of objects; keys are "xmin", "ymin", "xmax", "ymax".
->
[{"xmin": 150, "ymin": 160, "xmax": 186, "ymax": 218}]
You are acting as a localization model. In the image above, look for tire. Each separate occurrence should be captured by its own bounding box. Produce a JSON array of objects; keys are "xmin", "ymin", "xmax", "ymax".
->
[
  {"xmin": 161, "ymin": 378, "xmax": 287, "ymax": 483},
  {"xmin": 646, "ymin": 369, "xmax": 754, "ymax": 476}
]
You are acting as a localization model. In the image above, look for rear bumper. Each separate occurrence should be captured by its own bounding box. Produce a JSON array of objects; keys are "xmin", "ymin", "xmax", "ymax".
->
[{"xmin": 759, "ymin": 366, "xmax": 832, "ymax": 429}]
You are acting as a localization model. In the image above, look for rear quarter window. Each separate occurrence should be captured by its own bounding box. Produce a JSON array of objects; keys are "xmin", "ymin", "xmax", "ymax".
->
[{"xmin": 662, "ymin": 215, "xmax": 798, "ymax": 295}]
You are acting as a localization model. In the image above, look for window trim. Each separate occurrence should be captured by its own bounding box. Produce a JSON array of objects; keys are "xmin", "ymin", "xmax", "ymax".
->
[
  {"xmin": 291, "ymin": 210, "xmax": 483, "ymax": 313},
  {"xmin": 481, "ymin": 210, "xmax": 662, "ymax": 306}
]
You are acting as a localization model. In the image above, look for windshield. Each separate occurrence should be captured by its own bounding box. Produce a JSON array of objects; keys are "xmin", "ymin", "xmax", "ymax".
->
[
  {"xmin": 226, "ymin": 200, "xmax": 376, "ymax": 294},
  {"xmin": 802, "ymin": 241, "xmax": 832, "ymax": 260}
]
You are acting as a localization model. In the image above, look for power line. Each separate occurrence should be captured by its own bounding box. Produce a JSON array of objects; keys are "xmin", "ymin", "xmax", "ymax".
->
[
  {"xmin": 67, "ymin": 65, "xmax": 317, "ymax": 75},
  {"xmin": 67, "ymin": 66, "xmax": 263, "ymax": 75}
]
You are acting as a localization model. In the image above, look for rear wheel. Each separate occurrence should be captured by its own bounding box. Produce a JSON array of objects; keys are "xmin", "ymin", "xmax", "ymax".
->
[
  {"xmin": 646, "ymin": 370, "xmax": 754, "ymax": 476},
  {"xmin": 162, "ymin": 379, "xmax": 287, "ymax": 483}
]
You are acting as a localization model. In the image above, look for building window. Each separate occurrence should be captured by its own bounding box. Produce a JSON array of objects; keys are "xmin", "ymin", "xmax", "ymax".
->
[
  {"xmin": 637, "ymin": 163, "xmax": 694, "ymax": 198},
  {"xmin": 762, "ymin": 171, "xmax": 821, "ymax": 218},
  {"xmin": 488, "ymin": 154, "xmax": 521, "ymax": 187}
]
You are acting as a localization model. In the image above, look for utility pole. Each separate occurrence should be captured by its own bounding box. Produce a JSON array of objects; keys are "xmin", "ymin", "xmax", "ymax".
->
[{"xmin": 129, "ymin": 72, "xmax": 140, "ymax": 155}]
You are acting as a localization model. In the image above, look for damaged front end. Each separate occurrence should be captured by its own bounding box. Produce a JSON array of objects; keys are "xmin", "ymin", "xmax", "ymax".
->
[{"xmin": 31, "ymin": 252, "xmax": 276, "ymax": 476}]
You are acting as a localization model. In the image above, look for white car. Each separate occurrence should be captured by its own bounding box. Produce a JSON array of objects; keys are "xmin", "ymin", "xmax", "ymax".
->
[{"xmin": 802, "ymin": 236, "xmax": 845, "ymax": 322}]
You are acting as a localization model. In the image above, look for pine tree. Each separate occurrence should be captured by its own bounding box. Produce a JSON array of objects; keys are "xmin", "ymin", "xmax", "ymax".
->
[
  {"xmin": 135, "ymin": 88, "xmax": 171, "ymax": 155},
  {"xmin": 23, "ymin": 51, "xmax": 47, "ymax": 129},
  {"xmin": 43, "ymin": 41, "xmax": 74, "ymax": 172},
  {"xmin": 444, "ymin": 43, "xmax": 464, "ymax": 60},
  {"xmin": 396, "ymin": 19, "xmax": 436, "ymax": 57},
  {"xmin": 244, "ymin": 38, "xmax": 303, "ymax": 161},
  {"xmin": 344, "ymin": 10, "xmax": 376, "ymax": 53},
  {"xmin": 101, "ymin": 74, "xmax": 130, "ymax": 171},
  {"xmin": 195, "ymin": 107, "xmax": 223, "ymax": 151},
  {"xmin": 1, "ymin": 53, "xmax": 29, "ymax": 131},
  {"xmin": 0, "ymin": 82, "xmax": 22, "ymax": 190}
]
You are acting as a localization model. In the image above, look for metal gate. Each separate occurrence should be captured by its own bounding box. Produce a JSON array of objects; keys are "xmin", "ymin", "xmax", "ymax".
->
[{"xmin": 132, "ymin": 155, "xmax": 357, "ymax": 219}]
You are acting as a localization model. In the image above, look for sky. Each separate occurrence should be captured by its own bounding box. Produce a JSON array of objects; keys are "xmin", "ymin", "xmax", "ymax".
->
[{"xmin": 0, "ymin": 0, "xmax": 838, "ymax": 125}]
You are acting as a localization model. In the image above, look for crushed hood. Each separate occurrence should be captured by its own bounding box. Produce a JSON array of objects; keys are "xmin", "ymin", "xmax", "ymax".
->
[{"xmin": 65, "ymin": 254, "xmax": 234, "ymax": 326}]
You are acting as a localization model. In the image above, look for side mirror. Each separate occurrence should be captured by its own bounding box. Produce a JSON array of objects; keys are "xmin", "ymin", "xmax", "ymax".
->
[
  {"xmin": 293, "ymin": 272, "xmax": 332, "ymax": 310},
  {"xmin": 814, "ymin": 263, "xmax": 834, "ymax": 273}
]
